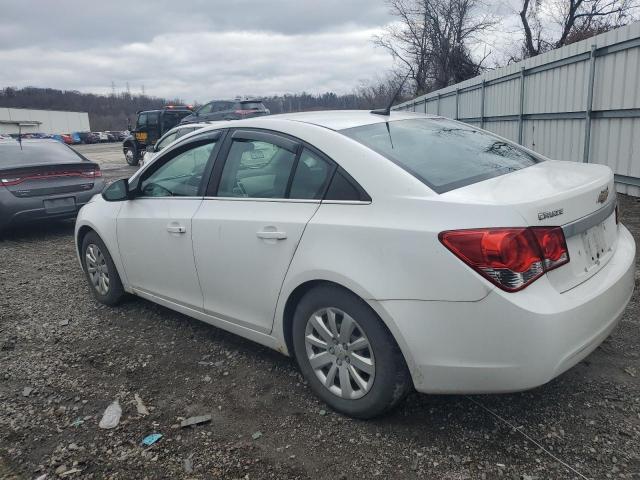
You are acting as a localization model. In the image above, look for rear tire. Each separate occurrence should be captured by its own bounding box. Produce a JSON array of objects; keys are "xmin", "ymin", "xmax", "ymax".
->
[
  {"xmin": 292, "ymin": 285, "xmax": 412, "ymax": 419},
  {"xmin": 81, "ymin": 231, "xmax": 126, "ymax": 306},
  {"xmin": 124, "ymin": 145, "xmax": 139, "ymax": 166}
]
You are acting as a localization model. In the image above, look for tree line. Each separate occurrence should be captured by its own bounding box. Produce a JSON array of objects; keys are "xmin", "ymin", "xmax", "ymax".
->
[{"xmin": 0, "ymin": 82, "xmax": 405, "ymax": 131}]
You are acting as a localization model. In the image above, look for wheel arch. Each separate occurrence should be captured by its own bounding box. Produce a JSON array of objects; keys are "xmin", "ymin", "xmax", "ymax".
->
[
  {"xmin": 279, "ymin": 279, "xmax": 416, "ymax": 380},
  {"xmin": 74, "ymin": 220, "xmax": 129, "ymax": 290}
]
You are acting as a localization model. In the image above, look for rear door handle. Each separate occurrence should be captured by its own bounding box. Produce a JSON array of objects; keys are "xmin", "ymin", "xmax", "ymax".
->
[
  {"xmin": 167, "ymin": 224, "xmax": 186, "ymax": 234},
  {"xmin": 256, "ymin": 230, "xmax": 287, "ymax": 240}
]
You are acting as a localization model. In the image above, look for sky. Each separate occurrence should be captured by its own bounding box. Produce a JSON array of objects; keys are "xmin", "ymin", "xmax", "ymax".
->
[{"xmin": 0, "ymin": 0, "xmax": 523, "ymax": 103}]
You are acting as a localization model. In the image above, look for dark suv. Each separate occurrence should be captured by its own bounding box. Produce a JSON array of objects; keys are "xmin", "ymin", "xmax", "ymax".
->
[
  {"xmin": 180, "ymin": 99, "xmax": 269, "ymax": 124},
  {"xmin": 122, "ymin": 106, "xmax": 193, "ymax": 165}
]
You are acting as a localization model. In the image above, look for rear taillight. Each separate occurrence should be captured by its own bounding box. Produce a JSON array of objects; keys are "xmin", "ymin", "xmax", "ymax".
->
[
  {"xmin": 439, "ymin": 227, "xmax": 569, "ymax": 292},
  {"xmin": 81, "ymin": 168, "xmax": 102, "ymax": 178},
  {"xmin": 235, "ymin": 109, "xmax": 259, "ymax": 115},
  {"xmin": 1, "ymin": 176, "xmax": 24, "ymax": 186},
  {"xmin": 0, "ymin": 168, "xmax": 101, "ymax": 186}
]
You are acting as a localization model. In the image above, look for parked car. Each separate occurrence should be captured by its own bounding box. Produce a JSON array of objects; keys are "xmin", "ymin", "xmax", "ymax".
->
[
  {"xmin": 141, "ymin": 122, "xmax": 212, "ymax": 167},
  {"xmin": 60, "ymin": 134, "xmax": 74, "ymax": 145},
  {"xmin": 107, "ymin": 131, "xmax": 127, "ymax": 142},
  {"xmin": 92, "ymin": 132, "xmax": 109, "ymax": 143},
  {"xmin": 0, "ymin": 139, "xmax": 104, "ymax": 232},
  {"xmin": 77, "ymin": 132, "xmax": 99, "ymax": 144},
  {"xmin": 180, "ymin": 99, "xmax": 269, "ymax": 124},
  {"xmin": 122, "ymin": 106, "xmax": 193, "ymax": 166},
  {"xmin": 70, "ymin": 132, "xmax": 82, "ymax": 144},
  {"xmin": 75, "ymin": 111, "xmax": 635, "ymax": 418}
]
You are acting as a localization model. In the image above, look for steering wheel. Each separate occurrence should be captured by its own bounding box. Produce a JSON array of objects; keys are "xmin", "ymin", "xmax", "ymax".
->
[{"xmin": 142, "ymin": 182, "xmax": 173, "ymax": 197}]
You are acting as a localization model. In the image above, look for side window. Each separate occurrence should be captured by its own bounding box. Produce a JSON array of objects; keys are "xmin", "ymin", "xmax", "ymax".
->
[
  {"xmin": 217, "ymin": 138, "xmax": 296, "ymax": 198},
  {"xmin": 136, "ymin": 113, "xmax": 147, "ymax": 129},
  {"xmin": 175, "ymin": 127, "xmax": 195, "ymax": 139},
  {"xmin": 147, "ymin": 112, "xmax": 159, "ymax": 127},
  {"xmin": 140, "ymin": 140, "xmax": 217, "ymax": 197},
  {"xmin": 289, "ymin": 149, "xmax": 333, "ymax": 199},
  {"xmin": 198, "ymin": 103, "xmax": 213, "ymax": 114},
  {"xmin": 155, "ymin": 132, "xmax": 178, "ymax": 151},
  {"xmin": 213, "ymin": 102, "xmax": 233, "ymax": 112},
  {"xmin": 325, "ymin": 169, "xmax": 364, "ymax": 201}
]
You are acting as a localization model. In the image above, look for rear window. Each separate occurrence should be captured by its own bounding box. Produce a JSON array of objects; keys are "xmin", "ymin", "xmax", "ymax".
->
[
  {"xmin": 341, "ymin": 118, "xmax": 541, "ymax": 193},
  {"xmin": 0, "ymin": 141, "xmax": 86, "ymax": 168}
]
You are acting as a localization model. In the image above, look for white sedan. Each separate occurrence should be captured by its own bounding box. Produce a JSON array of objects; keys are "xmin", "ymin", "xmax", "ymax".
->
[{"xmin": 75, "ymin": 111, "xmax": 636, "ymax": 418}]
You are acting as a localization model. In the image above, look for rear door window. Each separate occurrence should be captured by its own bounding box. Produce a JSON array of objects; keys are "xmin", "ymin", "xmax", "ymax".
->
[
  {"xmin": 341, "ymin": 118, "xmax": 541, "ymax": 193},
  {"xmin": 216, "ymin": 138, "xmax": 296, "ymax": 198},
  {"xmin": 289, "ymin": 148, "xmax": 333, "ymax": 199}
]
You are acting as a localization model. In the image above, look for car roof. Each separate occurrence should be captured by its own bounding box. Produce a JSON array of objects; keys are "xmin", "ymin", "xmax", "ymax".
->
[{"xmin": 232, "ymin": 110, "xmax": 439, "ymax": 131}]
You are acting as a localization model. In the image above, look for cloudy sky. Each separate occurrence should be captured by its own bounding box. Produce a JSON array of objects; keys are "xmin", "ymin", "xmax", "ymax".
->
[{"xmin": 0, "ymin": 0, "xmax": 521, "ymax": 102}]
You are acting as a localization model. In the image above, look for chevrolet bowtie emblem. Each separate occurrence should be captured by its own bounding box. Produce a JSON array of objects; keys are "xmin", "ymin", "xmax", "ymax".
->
[{"xmin": 597, "ymin": 186, "xmax": 609, "ymax": 204}]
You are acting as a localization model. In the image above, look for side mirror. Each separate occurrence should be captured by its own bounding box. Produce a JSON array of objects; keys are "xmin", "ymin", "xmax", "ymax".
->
[{"xmin": 102, "ymin": 178, "xmax": 131, "ymax": 202}]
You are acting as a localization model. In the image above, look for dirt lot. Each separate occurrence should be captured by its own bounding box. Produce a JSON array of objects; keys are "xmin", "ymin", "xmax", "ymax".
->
[{"xmin": 1, "ymin": 142, "xmax": 639, "ymax": 479}]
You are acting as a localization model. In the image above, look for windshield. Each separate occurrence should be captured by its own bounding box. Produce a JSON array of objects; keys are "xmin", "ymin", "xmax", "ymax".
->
[{"xmin": 341, "ymin": 118, "xmax": 541, "ymax": 193}]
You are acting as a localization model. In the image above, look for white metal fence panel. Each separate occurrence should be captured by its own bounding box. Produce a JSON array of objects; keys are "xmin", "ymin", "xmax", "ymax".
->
[{"xmin": 393, "ymin": 22, "xmax": 640, "ymax": 196}]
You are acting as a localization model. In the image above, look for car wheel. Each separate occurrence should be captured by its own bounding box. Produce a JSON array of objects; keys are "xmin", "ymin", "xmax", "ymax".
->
[
  {"xmin": 81, "ymin": 231, "xmax": 126, "ymax": 306},
  {"xmin": 292, "ymin": 285, "xmax": 412, "ymax": 419},
  {"xmin": 124, "ymin": 145, "xmax": 139, "ymax": 166}
]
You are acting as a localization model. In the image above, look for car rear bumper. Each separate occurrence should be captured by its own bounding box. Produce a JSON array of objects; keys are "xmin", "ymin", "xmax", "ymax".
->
[
  {"xmin": 375, "ymin": 224, "xmax": 636, "ymax": 394},
  {"xmin": 0, "ymin": 181, "xmax": 104, "ymax": 230}
]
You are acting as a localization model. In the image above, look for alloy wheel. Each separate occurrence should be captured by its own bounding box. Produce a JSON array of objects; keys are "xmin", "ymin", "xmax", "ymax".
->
[
  {"xmin": 86, "ymin": 243, "xmax": 110, "ymax": 295},
  {"xmin": 304, "ymin": 307, "xmax": 375, "ymax": 400}
]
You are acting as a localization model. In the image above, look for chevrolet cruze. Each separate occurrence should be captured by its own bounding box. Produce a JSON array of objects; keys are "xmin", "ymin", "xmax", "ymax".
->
[{"xmin": 75, "ymin": 111, "xmax": 636, "ymax": 418}]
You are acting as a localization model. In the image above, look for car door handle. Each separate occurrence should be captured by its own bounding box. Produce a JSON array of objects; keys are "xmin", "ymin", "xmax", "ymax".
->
[
  {"xmin": 256, "ymin": 230, "xmax": 287, "ymax": 240},
  {"xmin": 167, "ymin": 224, "xmax": 186, "ymax": 234}
]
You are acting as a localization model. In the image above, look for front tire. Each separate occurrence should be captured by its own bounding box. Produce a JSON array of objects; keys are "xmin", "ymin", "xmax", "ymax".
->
[
  {"xmin": 81, "ymin": 231, "xmax": 126, "ymax": 306},
  {"xmin": 124, "ymin": 145, "xmax": 139, "ymax": 166},
  {"xmin": 292, "ymin": 285, "xmax": 412, "ymax": 419}
]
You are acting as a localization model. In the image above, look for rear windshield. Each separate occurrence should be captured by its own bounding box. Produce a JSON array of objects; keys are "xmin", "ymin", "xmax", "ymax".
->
[
  {"xmin": 0, "ymin": 141, "xmax": 86, "ymax": 168},
  {"xmin": 341, "ymin": 118, "xmax": 541, "ymax": 193}
]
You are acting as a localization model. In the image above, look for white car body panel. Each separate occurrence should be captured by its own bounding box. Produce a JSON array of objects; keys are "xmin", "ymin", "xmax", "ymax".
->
[
  {"xmin": 117, "ymin": 198, "xmax": 204, "ymax": 309},
  {"xmin": 75, "ymin": 111, "xmax": 636, "ymax": 395},
  {"xmin": 192, "ymin": 198, "xmax": 320, "ymax": 333}
]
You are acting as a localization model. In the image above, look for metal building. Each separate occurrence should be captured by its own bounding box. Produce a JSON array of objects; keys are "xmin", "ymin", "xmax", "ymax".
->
[
  {"xmin": 393, "ymin": 22, "xmax": 640, "ymax": 197},
  {"xmin": 0, "ymin": 108, "xmax": 90, "ymax": 135}
]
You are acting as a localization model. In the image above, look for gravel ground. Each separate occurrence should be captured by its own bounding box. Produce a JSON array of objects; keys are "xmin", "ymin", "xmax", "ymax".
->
[{"xmin": 1, "ymin": 143, "xmax": 639, "ymax": 479}]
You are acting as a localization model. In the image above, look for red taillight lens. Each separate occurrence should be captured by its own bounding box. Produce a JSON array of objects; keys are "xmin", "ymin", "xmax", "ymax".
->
[
  {"xmin": 1, "ymin": 168, "xmax": 101, "ymax": 186},
  {"xmin": 81, "ymin": 168, "xmax": 102, "ymax": 178},
  {"xmin": 1, "ymin": 176, "xmax": 24, "ymax": 186},
  {"xmin": 439, "ymin": 227, "xmax": 569, "ymax": 292},
  {"xmin": 530, "ymin": 227, "xmax": 568, "ymax": 269}
]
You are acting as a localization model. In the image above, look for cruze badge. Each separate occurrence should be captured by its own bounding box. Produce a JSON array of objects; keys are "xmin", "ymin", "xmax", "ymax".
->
[
  {"xmin": 538, "ymin": 208, "xmax": 564, "ymax": 221},
  {"xmin": 597, "ymin": 186, "xmax": 609, "ymax": 204}
]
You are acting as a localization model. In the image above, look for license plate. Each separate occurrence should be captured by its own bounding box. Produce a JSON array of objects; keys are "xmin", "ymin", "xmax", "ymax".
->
[
  {"xmin": 135, "ymin": 132, "xmax": 148, "ymax": 142},
  {"xmin": 43, "ymin": 197, "xmax": 76, "ymax": 214},
  {"xmin": 581, "ymin": 221, "xmax": 608, "ymax": 267}
]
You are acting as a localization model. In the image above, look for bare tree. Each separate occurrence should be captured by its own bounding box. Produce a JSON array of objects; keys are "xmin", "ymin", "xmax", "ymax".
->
[
  {"xmin": 520, "ymin": 0, "xmax": 640, "ymax": 58},
  {"xmin": 374, "ymin": 0, "xmax": 495, "ymax": 95}
]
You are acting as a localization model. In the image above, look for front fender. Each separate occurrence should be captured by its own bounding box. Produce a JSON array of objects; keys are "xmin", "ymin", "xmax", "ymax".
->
[{"xmin": 74, "ymin": 200, "xmax": 129, "ymax": 291}]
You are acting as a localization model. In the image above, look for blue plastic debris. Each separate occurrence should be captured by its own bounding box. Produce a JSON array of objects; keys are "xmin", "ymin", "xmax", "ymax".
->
[{"xmin": 141, "ymin": 433, "xmax": 163, "ymax": 446}]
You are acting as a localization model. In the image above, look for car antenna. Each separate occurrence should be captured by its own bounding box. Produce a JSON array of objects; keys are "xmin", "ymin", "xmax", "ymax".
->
[{"xmin": 371, "ymin": 73, "xmax": 410, "ymax": 116}]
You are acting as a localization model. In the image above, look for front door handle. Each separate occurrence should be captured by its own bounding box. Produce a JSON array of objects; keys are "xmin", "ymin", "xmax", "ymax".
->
[
  {"xmin": 167, "ymin": 224, "xmax": 186, "ymax": 234},
  {"xmin": 256, "ymin": 230, "xmax": 287, "ymax": 240}
]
